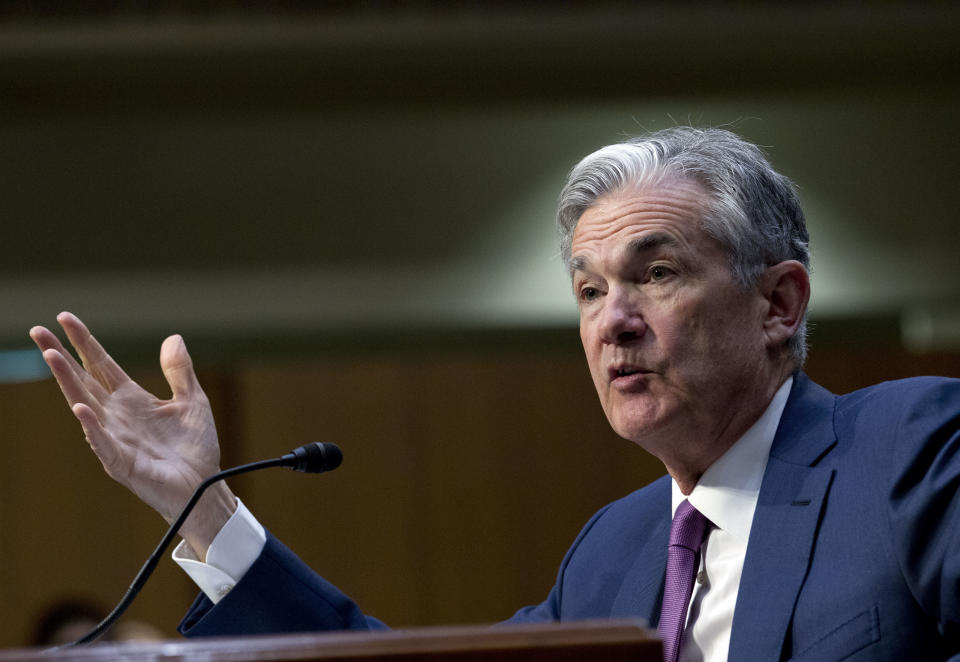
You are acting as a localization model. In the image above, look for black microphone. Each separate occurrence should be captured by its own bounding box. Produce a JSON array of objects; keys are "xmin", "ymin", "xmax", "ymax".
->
[
  {"xmin": 59, "ymin": 443, "xmax": 343, "ymax": 648},
  {"xmin": 281, "ymin": 441, "xmax": 343, "ymax": 473}
]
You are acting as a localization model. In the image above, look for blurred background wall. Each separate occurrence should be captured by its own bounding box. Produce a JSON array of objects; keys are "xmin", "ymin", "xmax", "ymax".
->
[{"xmin": 0, "ymin": 0, "xmax": 958, "ymax": 648}]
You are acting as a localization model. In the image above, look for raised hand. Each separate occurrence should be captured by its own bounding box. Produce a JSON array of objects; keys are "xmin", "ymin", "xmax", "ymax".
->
[{"xmin": 29, "ymin": 312, "xmax": 236, "ymax": 558}]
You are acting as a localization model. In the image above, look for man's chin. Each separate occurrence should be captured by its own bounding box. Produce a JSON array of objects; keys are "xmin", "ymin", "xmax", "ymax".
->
[
  {"xmin": 611, "ymin": 418, "xmax": 666, "ymax": 446},
  {"xmin": 607, "ymin": 403, "xmax": 678, "ymax": 449}
]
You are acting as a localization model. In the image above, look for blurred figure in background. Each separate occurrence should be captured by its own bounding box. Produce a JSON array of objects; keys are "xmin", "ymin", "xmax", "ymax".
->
[{"xmin": 31, "ymin": 597, "xmax": 164, "ymax": 646}]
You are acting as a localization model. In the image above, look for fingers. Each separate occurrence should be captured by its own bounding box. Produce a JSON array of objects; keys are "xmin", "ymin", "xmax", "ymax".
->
[
  {"xmin": 56, "ymin": 312, "xmax": 131, "ymax": 393},
  {"xmin": 29, "ymin": 324, "xmax": 89, "ymax": 383},
  {"xmin": 33, "ymin": 324, "xmax": 128, "ymax": 480},
  {"xmin": 160, "ymin": 334, "xmax": 201, "ymax": 400},
  {"xmin": 38, "ymin": 346, "xmax": 107, "ymax": 421},
  {"xmin": 73, "ymin": 402, "xmax": 129, "ymax": 479}
]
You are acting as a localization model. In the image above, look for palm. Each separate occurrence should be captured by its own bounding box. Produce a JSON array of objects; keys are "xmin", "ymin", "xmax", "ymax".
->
[
  {"xmin": 30, "ymin": 313, "xmax": 235, "ymax": 551},
  {"xmin": 101, "ymin": 380, "xmax": 220, "ymax": 520}
]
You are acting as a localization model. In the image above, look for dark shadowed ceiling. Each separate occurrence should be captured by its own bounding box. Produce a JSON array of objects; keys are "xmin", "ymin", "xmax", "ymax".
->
[{"xmin": 1, "ymin": 2, "xmax": 958, "ymax": 358}]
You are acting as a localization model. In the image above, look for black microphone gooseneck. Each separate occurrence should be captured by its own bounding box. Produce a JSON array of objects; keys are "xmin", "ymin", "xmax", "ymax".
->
[{"xmin": 60, "ymin": 442, "xmax": 342, "ymax": 648}]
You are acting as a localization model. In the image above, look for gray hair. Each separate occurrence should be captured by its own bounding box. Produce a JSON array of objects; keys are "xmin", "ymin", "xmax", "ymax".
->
[{"xmin": 558, "ymin": 126, "xmax": 810, "ymax": 366}]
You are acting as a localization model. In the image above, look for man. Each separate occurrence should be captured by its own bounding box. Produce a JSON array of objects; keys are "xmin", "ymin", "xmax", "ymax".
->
[{"xmin": 31, "ymin": 127, "xmax": 960, "ymax": 660}]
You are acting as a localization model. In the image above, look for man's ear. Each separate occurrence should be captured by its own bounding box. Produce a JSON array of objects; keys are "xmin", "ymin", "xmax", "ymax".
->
[{"xmin": 759, "ymin": 260, "xmax": 810, "ymax": 350}]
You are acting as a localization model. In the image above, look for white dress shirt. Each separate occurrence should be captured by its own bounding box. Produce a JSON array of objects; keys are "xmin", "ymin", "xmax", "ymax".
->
[
  {"xmin": 174, "ymin": 376, "xmax": 793, "ymax": 656},
  {"xmin": 173, "ymin": 498, "xmax": 265, "ymax": 604}
]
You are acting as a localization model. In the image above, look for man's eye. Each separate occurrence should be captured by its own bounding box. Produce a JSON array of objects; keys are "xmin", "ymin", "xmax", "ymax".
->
[
  {"xmin": 579, "ymin": 286, "xmax": 600, "ymax": 302},
  {"xmin": 649, "ymin": 266, "xmax": 673, "ymax": 281}
]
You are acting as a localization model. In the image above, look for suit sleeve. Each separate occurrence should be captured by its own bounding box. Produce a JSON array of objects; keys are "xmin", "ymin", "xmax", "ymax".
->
[
  {"xmin": 886, "ymin": 378, "xmax": 960, "ymax": 641},
  {"xmin": 178, "ymin": 532, "xmax": 387, "ymax": 637},
  {"xmin": 501, "ymin": 502, "xmax": 617, "ymax": 624}
]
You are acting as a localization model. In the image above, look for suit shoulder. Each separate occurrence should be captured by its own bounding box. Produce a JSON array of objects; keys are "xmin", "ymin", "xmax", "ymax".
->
[
  {"xmin": 585, "ymin": 475, "xmax": 672, "ymax": 532},
  {"xmin": 560, "ymin": 475, "xmax": 671, "ymax": 556},
  {"xmin": 832, "ymin": 376, "xmax": 960, "ymax": 462},
  {"xmin": 836, "ymin": 376, "xmax": 960, "ymax": 416},
  {"xmin": 559, "ymin": 475, "xmax": 671, "ymax": 578}
]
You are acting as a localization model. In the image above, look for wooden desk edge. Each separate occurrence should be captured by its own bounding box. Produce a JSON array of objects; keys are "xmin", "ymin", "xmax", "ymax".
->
[{"xmin": 0, "ymin": 619, "xmax": 660, "ymax": 661}]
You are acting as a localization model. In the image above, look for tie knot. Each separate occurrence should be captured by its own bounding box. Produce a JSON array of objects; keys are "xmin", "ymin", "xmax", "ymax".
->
[{"xmin": 669, "ymin": 500, "xmax": 708, "ymax": 550}]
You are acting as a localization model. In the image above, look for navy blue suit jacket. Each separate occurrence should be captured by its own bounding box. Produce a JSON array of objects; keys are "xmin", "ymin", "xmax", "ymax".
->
[{"xmin": 179, "ymin": 373, "xmax": 960, "ymax": 660}]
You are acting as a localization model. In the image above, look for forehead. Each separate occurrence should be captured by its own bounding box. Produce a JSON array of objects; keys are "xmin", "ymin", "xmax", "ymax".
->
[{"xmin": 570, "ymin": 177, "xmax": 714, "ymax": 270}]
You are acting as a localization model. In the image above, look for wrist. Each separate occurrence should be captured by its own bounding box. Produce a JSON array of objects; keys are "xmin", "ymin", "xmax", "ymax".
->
[{"xmin": 178, "ymin": 482, "xmax": 237, "ymax": 561}]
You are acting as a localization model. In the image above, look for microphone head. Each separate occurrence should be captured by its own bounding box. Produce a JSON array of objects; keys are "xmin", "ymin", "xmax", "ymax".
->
[{"xmin": 285, "ymin": 442, "xmax": 343, "ymax": 473}]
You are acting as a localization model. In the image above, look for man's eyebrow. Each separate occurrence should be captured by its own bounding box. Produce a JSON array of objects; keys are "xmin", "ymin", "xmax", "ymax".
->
[
  {"xmin": 569, "ymin": 255, "xmax": 589, "ymax": 275},
  {"xmin": 569, "ymin": 233, "xmax": 680, "ymax": 276},
  {"xmin": 626, "ymin": 233, "xmax": 679, "ymax": 254}
]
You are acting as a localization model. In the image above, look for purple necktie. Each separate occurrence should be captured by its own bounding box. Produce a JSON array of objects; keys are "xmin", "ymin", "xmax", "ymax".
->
[{"xmin": 658, "ymin": 500, "xmax": 709, "ymax": 662}]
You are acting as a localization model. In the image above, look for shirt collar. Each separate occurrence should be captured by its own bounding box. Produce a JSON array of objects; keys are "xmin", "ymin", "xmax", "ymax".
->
[{"xmin": 671, "ymin": 376, "xmax": 793, "ymax": 544}]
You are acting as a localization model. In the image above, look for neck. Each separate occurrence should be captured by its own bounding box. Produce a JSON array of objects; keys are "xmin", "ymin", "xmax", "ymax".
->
[{"xmin": 665, "ymin": 363, "xmax": 794, "ymax": 495}]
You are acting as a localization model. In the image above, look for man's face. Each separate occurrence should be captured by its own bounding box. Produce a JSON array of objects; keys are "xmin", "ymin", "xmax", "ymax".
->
[{"xmin": 570, "ymin": 177, "xmax": 770, "ymax": 461}]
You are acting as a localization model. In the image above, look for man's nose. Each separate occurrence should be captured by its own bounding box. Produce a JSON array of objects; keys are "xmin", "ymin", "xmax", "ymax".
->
[{"xmin": 597, "ymin": 287, "xmax": 646, "ymax": 345}]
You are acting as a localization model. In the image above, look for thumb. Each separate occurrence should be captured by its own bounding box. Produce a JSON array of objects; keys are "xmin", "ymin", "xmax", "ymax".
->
[{"xmin": 160, "ymin": 334, "xmax": 200, "ymax": 399}]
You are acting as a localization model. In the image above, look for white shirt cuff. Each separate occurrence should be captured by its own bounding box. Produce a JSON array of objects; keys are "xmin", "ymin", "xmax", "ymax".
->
[{"xmin": 172, "ymin": 497, "xmax": 266, "ymax": 604}]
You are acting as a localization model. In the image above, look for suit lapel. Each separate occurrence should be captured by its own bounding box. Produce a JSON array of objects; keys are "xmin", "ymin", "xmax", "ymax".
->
[
  {"xmin": 611, "ymin": 485, "xmax": 671, "ymax": 624},
  {"xmin": 728, "ymin": 459, "xmax": 834, "ymax": 660},
  {"xmin": 727, "ymin": 373, "xmax": 838, "ymax": 662}
]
